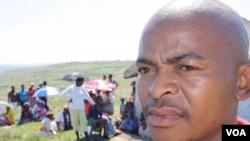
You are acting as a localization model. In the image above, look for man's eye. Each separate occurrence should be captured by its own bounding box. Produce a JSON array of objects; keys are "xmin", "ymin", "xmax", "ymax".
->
[
  {"xmin": 178, "ymin": 65, "xmax": 198, "ymax": 71},
  {"xmin": 138, "ymin": 67, "xmax": 151, "ymax": 74}
]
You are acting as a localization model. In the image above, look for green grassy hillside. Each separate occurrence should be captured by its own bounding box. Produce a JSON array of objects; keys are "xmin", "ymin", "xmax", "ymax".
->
[
  {"xmin": 0, "ymin": 61, "xmax": 137, "ymax": 141},
  {"xmin": 0, "ymin": 61, "xmax": 135, "ymax": 97}
]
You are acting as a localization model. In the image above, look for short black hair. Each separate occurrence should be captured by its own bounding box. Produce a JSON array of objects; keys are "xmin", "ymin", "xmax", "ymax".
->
[
  {"xmin": 43, "ymin": 81, "xmax": 47, "ymax": 86},
  {"xmin": 76, "ymin": 77, "xmax": 84, "ymax": 81}
]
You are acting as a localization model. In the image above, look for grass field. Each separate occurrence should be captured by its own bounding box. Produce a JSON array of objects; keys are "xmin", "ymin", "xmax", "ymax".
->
[{"xmin": 0, "ymin": 61, "xmax": 139, "ymax": 141}]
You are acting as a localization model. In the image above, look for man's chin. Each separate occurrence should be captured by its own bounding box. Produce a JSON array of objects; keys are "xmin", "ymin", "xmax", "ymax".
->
[
  {"xmin": 148, "ymin": 120, "xmax": 188, "ymax": 141},
  {"xmin": 149, "ymin": 128, "xmax": 177, "ymax": 141}
]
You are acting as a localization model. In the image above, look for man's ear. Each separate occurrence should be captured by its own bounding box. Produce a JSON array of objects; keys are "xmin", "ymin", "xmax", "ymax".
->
[{"xmin": 237, "ymin": 63, "xmax": 250, "ymax": 101}]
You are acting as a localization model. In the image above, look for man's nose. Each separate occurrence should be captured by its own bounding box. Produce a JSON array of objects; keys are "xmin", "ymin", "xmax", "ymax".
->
[{"xmin": 148, "ymin": 69, "xmax": 179, "ymax": 99}]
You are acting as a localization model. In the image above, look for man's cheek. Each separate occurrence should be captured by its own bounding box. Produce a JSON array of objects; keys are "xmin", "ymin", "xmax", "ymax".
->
[{"xmin": 137, "ymin": 87, "xmax": 146, "ymax": 101}]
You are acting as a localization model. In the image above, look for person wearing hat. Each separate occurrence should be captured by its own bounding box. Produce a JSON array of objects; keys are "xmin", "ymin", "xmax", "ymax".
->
[
  {"xmin": 61, "ymin": 77, "xmax": 95, "ymax": 141},
  {"xmin": 55, "ymin": 104, "xmax": 73, "ymax": 131},
  {"xmin": 37, "ymin": 111, "xmax": 57, "ymax": 136},
  {"xmin": 32, "ymin": 99, "xmax": 48, "ymax": 121}
]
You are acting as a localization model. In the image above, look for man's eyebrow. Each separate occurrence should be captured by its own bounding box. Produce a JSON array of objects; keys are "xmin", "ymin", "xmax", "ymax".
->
[
  {"xmin": 136, "ymin": 53, "xmax": 204, "ymax": 65},
  {"xmin": 136, "ymin": 58, "xmax": 156, "ymax": 66},
  {"xmin": 166, "ymin": 53, "xmax": 204, "ymax": 64}
]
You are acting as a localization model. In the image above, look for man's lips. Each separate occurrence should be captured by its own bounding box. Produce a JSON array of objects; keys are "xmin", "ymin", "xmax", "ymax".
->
[{"xmin": 146, "ymin": 107, "xmax": 184, "ymax": 127}]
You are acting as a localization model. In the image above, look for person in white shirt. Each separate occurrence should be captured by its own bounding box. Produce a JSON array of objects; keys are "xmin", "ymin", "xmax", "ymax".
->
[
  {"xmin": 61, "ymin": 77, "xmax": 95, "ymax": 141},
  {"xmin": 37, "ymin": 111, "xmax": 57, "ymax": 136},
  {"xmin": 55, "ymin": 104, "xmax": 73, "ymax": 131}
]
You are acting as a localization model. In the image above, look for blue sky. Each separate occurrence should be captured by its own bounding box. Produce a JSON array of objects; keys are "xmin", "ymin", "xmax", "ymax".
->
[{"xmin": 0, "ymin": 0, "xmax": 250, "ymax": 65}]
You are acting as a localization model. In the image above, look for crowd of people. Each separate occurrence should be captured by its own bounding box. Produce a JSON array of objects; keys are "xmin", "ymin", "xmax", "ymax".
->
[
  {"xmin": 2, "ymin": 0, "xmax": 250, "ymax": 141},
  {"xmin": 1, "ymin": 73, "xmax": 147, "ymax": 141},
  {"xmin": 1, "ymin": 81, "xmax": 50, "ymax": 126}
]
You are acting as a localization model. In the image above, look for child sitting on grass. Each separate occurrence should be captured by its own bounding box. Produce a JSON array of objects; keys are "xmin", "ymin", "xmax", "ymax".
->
[{"xmin": 37, "ymin": 111, "xmax": 57, "ymax": 136}]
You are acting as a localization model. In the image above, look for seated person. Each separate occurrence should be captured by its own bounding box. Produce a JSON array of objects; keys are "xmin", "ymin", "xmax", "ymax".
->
[
  {"xmin": 88, "ymin": 89, "xmax": 97, "ymax": 101},
  {"xmin": 122, "ymin": 102, "xmax": 134, "ymax": 120},
  {"xmin": 0, "ymin": 105, "xmax": 15, "ymax": 126},
  {"xmin": 33, "ymin": 100, "xmax": 48, "ymax": 121},
  {"xmin": 100, "ymin": 90, "xmax": 114, "ymax": 116},
  {"xmin": 88, "ymin": 95, "xmax": 109, "ymax": 139},
  {"xmin": 119, "ymin": 109, "xmax": 140, "ymax": 136},
  {"xmin": 105, "ymin": 115, "xmax": 121, "ymax": 137},
  {"xmin": 85, "ymin": 100, "xmax": 92, "ymax": 119},
  {"xmin": 0, "ymin": 115, "xmax": 7, "ymax": 126},
  {"xmin": 37, "ymin": 111, "xmax": 57, "ymax": 136},
  {"xmin": 85, "ymin": 90, "xmax": 97, "ymax": 118},
  {"xmin": 16, "ymin": 102, "xmax": 33, "ymax": 125},
  {"xmin": 115, "ymin": 101, "xmax": 134, "ymax": 129},
  {"xmin": 88, "ymin": 95, "xmax": 121, "ymax": 138},
  {"xmin": 55, "ymin": 104, "xmax": 72, "ymax": 131}
]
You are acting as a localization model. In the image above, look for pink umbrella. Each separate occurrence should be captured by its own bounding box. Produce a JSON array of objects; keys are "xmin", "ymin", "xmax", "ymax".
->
[{"xmin": 84, "ymin": 79, "xmax": 115, "ymax": 91}]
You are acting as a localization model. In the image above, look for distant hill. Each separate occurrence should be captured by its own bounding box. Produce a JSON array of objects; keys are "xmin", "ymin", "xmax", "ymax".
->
[
  {"xmin": 0, "ymin": 61, "xmax": 134, "ymax": 97},
  {"xmin": 0, "ymin": 64, "xmax": 29, "ymax": 73},
  {"xmin": 0, "ymin": 65, "xmax": 15, "ymax": 73},
  {"xmin": 0, "ymin": 60, "xmax": 136, "ymax": 110},
  {"xmin": 0, "ymin": 64, "xmax": 50, "ymax": 73}
]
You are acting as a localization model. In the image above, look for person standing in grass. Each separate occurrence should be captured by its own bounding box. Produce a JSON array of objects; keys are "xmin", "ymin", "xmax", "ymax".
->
[
  {"xmin": 102, "ymin": 74, "xmax": 107, "ymax": 81},
  {"xmin": 18, "ymin": 84, "xmax": 29, "ymax": 112},
  {"xmin": 28, "ymin": 82, "xmax": 36, "ymax": 109},
  {"xmin": 108, "ymin": 74, "xmax": 118, "ymax": 90},
  {"xmin": 130, "ymin": 81, "xmax": 136, "ymax": 104},
  {"xmin": 120, "ymin": 98, "xmax": 126, "ymax": 118},
  {"xmin": 40, "ymin": 81, "xmax": 50, "ymax": 111},
  {"xmin": 61, "ymin": 77, "xmax": 95, "ymax": 141},
  {"xmin": 7, "ymin": 85, "xmax": 19, "ymax": 114}
]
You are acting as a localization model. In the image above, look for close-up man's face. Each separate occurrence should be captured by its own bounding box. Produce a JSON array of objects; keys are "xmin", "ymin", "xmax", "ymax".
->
[{"xmin": 136, "ymin": 16, "xmax": 241, "ymax": 141}]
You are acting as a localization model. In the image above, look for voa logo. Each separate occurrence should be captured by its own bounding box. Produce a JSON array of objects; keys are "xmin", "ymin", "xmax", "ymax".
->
[{"xmin": 226, "ymin": 129, "xmax": 246, "ymax": 136}]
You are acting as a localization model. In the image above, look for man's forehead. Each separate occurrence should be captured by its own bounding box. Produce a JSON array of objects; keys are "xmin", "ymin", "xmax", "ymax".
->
[
  {"xmin": 139, "ymin": 21, "xmax": 242, "ymax": 67},
  {"xmin": 141, "ymin": 0, "xmax": 248, "ymax": 61}
]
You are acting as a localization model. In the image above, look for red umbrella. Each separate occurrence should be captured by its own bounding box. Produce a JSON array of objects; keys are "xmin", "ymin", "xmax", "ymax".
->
[{"xmin": 84, "ymin": 79, "xmax": 115, "ymax": 91}]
